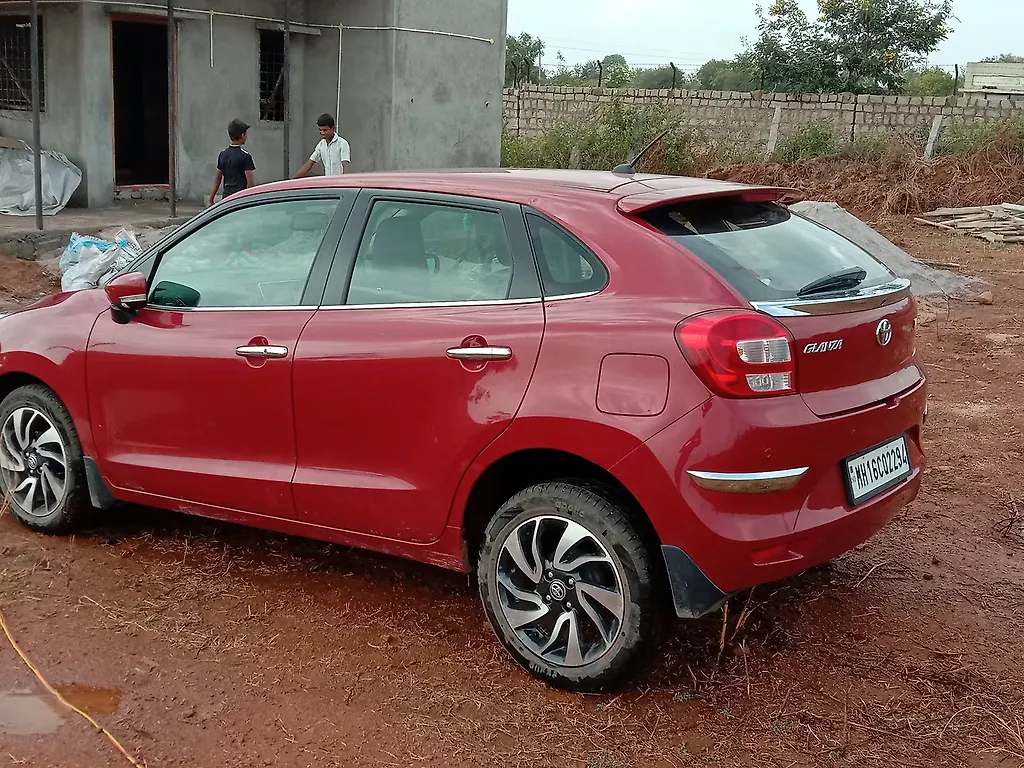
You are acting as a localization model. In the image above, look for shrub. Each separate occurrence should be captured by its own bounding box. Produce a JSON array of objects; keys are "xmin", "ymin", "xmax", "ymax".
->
[
  {"xmin": 773, "ymin": 120, "xmax": 839, "ymax": 162},
  {"xmin": 934, "ymin": 118, "xmax": 1024, "ymax": 157},
  {"xmin": 844, "ymin": 133, "xmax": 891, "ymax": 162},
  {"xmin": 501, "ymin": 101, "xmax": 761, "ymax": 175}
]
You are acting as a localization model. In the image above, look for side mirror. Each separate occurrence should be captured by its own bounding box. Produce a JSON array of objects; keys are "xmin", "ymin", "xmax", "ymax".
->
[{"xmin": 104, "ymin": 272, "xmax": 148, "ymax": 311}]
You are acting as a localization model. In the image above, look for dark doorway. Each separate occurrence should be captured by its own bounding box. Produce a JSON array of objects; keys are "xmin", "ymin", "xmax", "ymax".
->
[{"xmin": 112, "ymin": 19, "xmax": 169, "ymax": 186}]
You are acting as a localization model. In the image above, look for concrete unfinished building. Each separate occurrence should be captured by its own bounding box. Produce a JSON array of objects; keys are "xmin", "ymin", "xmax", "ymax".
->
[{"xmin": 0, "ymin": 0, "xmax": 508, "ymax": 207}]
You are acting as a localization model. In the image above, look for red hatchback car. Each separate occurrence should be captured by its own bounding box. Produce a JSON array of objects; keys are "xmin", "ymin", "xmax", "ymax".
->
[{"xmin": 0, "ymin": 170, "xmax": 925, "ymax": 689}]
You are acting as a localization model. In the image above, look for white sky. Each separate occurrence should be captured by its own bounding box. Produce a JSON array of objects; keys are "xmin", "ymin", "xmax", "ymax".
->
[{"xmin": 507, "ymin": 0, "xmax": 1024, "ymax": 73}]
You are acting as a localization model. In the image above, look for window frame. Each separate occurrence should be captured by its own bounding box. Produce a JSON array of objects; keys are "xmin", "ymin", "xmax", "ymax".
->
[
  {"xmin": 257, "ymin": 28, "xmax": 285, "ymax": 123},
  {"xmin": 0, "ymin": 14, "xmax": 46, "ymax": 112},
  {"xmin": 321, "ymin": 189, "xmax": 542, "ymax": 308},
  {"xmin": 138, "ymin": 190, "xmax": 354, "ymax": 312},
  {"xmin": 523, "ymin": 209, "xmax": 610, "ymax": 299}
]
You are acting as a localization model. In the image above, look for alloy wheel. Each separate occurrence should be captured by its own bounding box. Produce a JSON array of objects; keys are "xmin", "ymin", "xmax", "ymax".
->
[
  {"xmin": 495, "ymin": 515, "xmax": 625, "ymax": 668},
  {"xmin": 0, "ymin": 407, "xmax": 69, "ymax": 518}
]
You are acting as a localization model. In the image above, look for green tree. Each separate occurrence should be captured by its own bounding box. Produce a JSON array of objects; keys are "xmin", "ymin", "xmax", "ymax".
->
[
  {"xmin": 696, "ymin": 58, "xmax": 760, "ymax": 90},
  {"xmin": 601, "ymin": 54, "xmax": 631, "ymax": 87},
  {"xmin": 981, "ymin": 54, "xmax": 1024, "ymax": 63},
  {"xmin": 749, "ymin": 0, "xmax": 954, "ymax": 93},
  {"xmin": 505, "ymin": 33, "xmax": 544, "ymax": 86},
  {"xmin": 902, "ymin": 66, "xmax": 956, "ymax": 95},
  {"xmin": 631, "ymin": 65, "xmax": 699, "ymax": 89}
]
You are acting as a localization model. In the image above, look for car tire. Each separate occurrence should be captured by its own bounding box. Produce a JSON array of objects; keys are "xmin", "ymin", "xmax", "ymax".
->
[
  {"xmin": 478, "ymin": 481, "xmax": 663, "ymax": 691},
  {"xmin": 0, "ymin": 384, "xmax": 91, "ymax": 534}
]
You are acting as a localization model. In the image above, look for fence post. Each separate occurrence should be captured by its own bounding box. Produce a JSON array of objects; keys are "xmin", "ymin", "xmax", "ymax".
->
[
  {"xmin": 765, "ymin": 105, "xmax": 782, "ymax": 160},
  {"xmin": 924, "ymin": 115, "xmax": 945, "ymax": 159}
]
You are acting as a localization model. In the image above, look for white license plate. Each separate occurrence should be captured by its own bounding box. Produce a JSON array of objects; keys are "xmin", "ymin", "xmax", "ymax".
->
[{"xmin": 843, "ymin": 436, "xmax": 912, "ymax": 505}]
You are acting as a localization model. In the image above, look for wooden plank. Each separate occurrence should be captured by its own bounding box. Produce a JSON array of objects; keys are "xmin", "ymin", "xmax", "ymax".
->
[
  {"xmin": 922, "ymin": 206, "xmax": 994, "ymax": 217},
  {"xmin": 914, "ymin": 217, "xmax": 957, "ymax": 231}
]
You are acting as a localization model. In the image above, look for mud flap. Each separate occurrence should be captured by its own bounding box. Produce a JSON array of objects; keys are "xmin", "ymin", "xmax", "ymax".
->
[
  {"xmin": 84, "ymin": 457, "xmax": 117, "ymax": 510},
  {"xmin": 661, "ymin": 545, "xmax": 731, "ymax": 619}
]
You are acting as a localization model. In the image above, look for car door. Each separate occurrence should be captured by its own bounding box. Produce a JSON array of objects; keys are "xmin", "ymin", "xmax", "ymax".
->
[
  {"xmin": 291, "ymin": 191, "xmax": 545, "ymax": 543},
  {"xmin": 86, "ymin": 192, "xmax": 352, "ymax": 517}
]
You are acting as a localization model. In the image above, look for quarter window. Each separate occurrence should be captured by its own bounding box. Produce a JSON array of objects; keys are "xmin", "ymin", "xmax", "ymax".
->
[
  {"xmin": 347, "ymin": 201, "xmax": 514, "ymax": 306},
  {"xmin": 525, "ymin": 214, "xmax": 608, "ymax": 297},
  {"xmin": 149, "ymin": 200, "xmax": 336, "ymax": 309}
]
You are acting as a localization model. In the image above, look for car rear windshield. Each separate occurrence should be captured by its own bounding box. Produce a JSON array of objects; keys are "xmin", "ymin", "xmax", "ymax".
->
[{"xmin": 639, "ymin": 198, "xmax": 895, "ymax": 302}]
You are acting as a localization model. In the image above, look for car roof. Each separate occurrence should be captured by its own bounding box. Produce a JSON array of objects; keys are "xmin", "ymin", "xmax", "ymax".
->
[{"xmin": 245, "ymin": 169, "xmax": 798, "ymax": 213}]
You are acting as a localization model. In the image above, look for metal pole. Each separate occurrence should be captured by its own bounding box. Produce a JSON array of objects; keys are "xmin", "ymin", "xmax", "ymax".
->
[
  {"xmin": 29, "ymin": 0, "xmax": 42, "ymax": 230},
  {"xmin": 283, "ymin": 5, "xmax": 290, "ymax": 178},
  {"xmin": 167, "ymin": 0, "xmax": 176, "ymax": 218}
]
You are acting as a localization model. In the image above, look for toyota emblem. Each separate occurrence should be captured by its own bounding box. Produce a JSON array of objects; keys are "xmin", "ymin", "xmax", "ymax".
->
[
  {"xmin": 876, "ymin": 318, "xmax": 893, "ymax": 346},
  {"xmin": 548, "ymin": 580, "xmax": 567, "ymax": 601}
]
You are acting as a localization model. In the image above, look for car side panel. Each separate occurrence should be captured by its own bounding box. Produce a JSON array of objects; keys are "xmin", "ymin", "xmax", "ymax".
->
[{"xmin": 0, "ymin": 290, "xmax": 111, "ymax": 459}]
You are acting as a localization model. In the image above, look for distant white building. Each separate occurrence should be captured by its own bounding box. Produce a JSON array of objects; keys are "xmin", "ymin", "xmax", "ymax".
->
[{"xmin": 963, "ymin": 62, "xmax": 1024, "ymax": 99}]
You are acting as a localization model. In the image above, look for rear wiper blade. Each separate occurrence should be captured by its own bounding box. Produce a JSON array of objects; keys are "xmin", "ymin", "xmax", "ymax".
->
[{"xmin": 797, "ymin": 267, "xmax": 867, "ymax": 297}]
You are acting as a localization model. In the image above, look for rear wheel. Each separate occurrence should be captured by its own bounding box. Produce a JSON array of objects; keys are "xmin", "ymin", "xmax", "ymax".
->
[
  {"xmin": 0, "ymin": 385, "xmax": 90, "ymax": 534},
  {"xmin": 478, "ymin": 481, "xmax": 662, "ymax": 691}
]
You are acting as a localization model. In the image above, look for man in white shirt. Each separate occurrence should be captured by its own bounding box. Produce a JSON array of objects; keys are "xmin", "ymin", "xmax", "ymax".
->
[{"xmin": 293, "ymin": 113, "xmax": 351, "ymax": 178}]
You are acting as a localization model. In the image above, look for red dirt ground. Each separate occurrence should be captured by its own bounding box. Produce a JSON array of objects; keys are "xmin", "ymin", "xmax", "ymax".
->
[{"xmin": 1, "ymin": 222, "xmax": 1023, "ymax": 768}]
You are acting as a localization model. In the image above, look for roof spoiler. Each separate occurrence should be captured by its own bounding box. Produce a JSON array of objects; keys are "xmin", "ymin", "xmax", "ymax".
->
[{"xmin": 616, "ymin": 186, "xmax": 804, "ymax": 215}]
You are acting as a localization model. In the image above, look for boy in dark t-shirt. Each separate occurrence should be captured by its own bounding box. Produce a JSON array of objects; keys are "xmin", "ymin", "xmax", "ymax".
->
[{"xmin": 208, "ymin": 119, "xmax": 256, "ymax": 206}]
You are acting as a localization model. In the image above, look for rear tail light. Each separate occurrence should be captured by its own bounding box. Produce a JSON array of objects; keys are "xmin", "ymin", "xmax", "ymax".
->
[{"xmin": 677, "ymin": 310, "xmax": 797, "ymax": 398}]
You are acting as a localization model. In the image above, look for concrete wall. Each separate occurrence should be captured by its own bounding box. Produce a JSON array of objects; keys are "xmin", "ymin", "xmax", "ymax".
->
[
  {"xmin": 504, "ymin": 86, "xmax": 1024, "ymax": 153},
  {"xmin": 303, "ymin": 0, "xmax": 392, "ymax": 174},
  {"xmin": 389, "ymin": 0, "xmax": 507, "ymax": 170},
  {"xmin": 177, "ymin": 0, "xmax": 308, "ymax": 200},
  {"xmin": 0, "ymin": 5, "xmax": 94, "ymax": 206},
  {"xmin": 0, "ymin": 0, "xmax": 507, "ymax": 207},
  {"xmin": 303, "ymin": 0, "xmax": 506, "ymax": 173}
]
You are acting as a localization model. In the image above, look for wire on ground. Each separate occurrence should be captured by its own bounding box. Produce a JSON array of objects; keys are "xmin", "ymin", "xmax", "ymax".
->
[{"xmin": 0, "ymin": 603, "xmax": 144, "ymax": 766}]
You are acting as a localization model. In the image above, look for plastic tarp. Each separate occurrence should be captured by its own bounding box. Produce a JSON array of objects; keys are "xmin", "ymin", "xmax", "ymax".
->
[{"xmin": 0, "ymin": 140, "xmax": 82, "ymax": 217}]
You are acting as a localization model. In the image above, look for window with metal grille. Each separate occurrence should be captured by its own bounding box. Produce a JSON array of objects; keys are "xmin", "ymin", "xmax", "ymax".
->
[
  {"xmin": 0, "ymin": 16, "xmax": 45, "ymax": 112},
  {"xmin": 258, "ymin": 29, "xmax": 284, "ymax": 122}
]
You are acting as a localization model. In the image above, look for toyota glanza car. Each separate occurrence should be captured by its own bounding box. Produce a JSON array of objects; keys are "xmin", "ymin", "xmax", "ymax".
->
[{"xmin": 0, "ymin": 169, "xmax": 925, "ymax": 690}]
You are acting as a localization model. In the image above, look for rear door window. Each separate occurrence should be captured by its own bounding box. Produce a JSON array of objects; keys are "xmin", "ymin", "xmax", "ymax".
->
[
  {"xmin": 639, "ymin": 198, "xmax": 894, "ymax": 302},
  {"xmin": 347, "ymin": 200, "xmax": 514, "ymax": 305}
]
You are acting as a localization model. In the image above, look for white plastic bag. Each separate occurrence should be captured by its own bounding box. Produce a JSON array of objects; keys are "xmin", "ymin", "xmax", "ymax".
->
[
  {"xmin": 59, "ymin": 232, "xmax": 115, "ymax": 273},
  {"xmin": 59, "ymin": 228, "xmax": 145, "ymax": 292},
  {"xmin": 61, "ymin": 244, "xmax": 132, "ymax": 292}
]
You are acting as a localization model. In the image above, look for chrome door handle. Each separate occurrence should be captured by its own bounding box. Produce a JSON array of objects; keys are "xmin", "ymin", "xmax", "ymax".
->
[
  {"xmin": 236, "ymin": 345, "xmax": 289, "ymax": 359},
  {"xmin": 446, "ymin": 346, "xmax": 513, "ymax": 362}
]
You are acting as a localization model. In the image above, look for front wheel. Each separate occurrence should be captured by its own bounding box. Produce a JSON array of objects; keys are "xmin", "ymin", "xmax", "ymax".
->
[
  {"xmin": 478, "ymin": 482, "xmax": 663, "ymax": 691},
  {"xmin": 0, "ymin": 384, "xmax": 91, "ymax": 534}
]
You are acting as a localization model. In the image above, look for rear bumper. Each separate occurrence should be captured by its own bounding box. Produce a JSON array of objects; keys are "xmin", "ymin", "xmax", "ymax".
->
[{"xmin": 615, "ymin": 379, "xmax": 926, "ymax": 602}]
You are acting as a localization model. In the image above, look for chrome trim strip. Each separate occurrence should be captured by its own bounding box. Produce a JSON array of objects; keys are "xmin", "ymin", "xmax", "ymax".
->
[
  {"xmin": 446, "ymin": 346, "xmax": 513, "ymax": 361},
  {"xmin": 687, "ymin": 467, "xmax": 809, "ymax": 494},
  {"xmin": 119, "ymin": 293, "xmax": 148, "ymax": 307},
  {"xmin": 142, "ymin": 290, "xmax": 603, "ymax": 313},
  {"xmin": 235, "ymin": 345, "xmax": 289, "ymax": 359},
  {"xmin": 751, "ymin": 278, "xmax": 911, "ymax": 317},
  {"xmin": 146, "ymin": 304, "xmax": 311, "ymax": 312}
]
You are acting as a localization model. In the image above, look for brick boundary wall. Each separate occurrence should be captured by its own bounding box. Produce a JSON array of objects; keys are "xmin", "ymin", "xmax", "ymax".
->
[{"xmin": 502, "ymin": 86, "xmax": 1024, "ymax": 157}]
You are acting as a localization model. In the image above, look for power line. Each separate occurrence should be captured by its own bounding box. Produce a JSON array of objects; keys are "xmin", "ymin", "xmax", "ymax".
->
[
  {"xmin": 545, "ymin": 44, "xmax": 710, "ymax": 63},
  {"xmin": 542, "ymin": 35, "xmax": 720, "ymax": 61}
]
